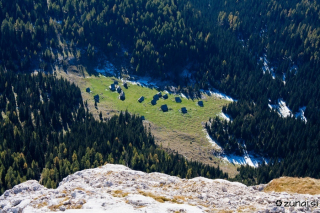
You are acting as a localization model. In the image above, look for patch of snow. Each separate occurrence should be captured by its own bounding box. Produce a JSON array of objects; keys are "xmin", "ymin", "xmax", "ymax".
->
[
  {"xmin": 295, "ymin": 106, "xmax": 307, "ymax": 123},
  {"xmin": 219, "ymin": 112, "xmax": 232, "ymax": 122},
  {"xmin": 202, "ymin": 129, "xmax": 222, "ymax": 151},
  {"xmin": 180, "ymin": 93, "xmax": 187, "ymax": 99},
  {"xmin": 200, "ymin": 89, "xmax": 236, "ymax": 102},
  {"xmin": 268, "ymin": 99, "xmax": 292, "ymax": 118},
  {"xmin": 55, "ymin": 20, "xmax": 62, "ymax": 24},
  {"xmin": 222, "ymin": 153, "xmax": 268, "ymax": 168},
  {"xmin": 282, "ymin": 73, "xmax": 286, "ymax": 84}
]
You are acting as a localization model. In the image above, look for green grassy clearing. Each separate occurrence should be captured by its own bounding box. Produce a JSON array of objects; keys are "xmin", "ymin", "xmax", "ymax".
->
[{"xmin": 84, "ymin": 75, "xmax": 231, "ymax": 146}]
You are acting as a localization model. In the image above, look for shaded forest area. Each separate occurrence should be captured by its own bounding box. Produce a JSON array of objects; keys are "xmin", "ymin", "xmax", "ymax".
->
[{"xmin": 0, "ymin": 69, "xmax": 227, "ymax": 193}]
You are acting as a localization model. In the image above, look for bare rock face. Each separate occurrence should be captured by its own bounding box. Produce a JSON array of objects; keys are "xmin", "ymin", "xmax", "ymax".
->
[{"xmin": 0, "ymin": 164, "xmax": 319, "ymax": 213}]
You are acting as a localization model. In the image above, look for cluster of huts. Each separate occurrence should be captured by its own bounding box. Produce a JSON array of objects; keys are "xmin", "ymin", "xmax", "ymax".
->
[
  {"xmin": 109, "ymin": 80, "xmax": 125, "ymax": 100},
  {"xmin": 87, "ymin": 80, "xmax": 204, "ymax": 119},
  {"xmin": 137, "ymin": 91, "xmax": 204, "ymax": 113}
]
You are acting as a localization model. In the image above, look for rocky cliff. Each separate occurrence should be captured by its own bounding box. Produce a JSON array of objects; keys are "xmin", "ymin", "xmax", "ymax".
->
[{"xmin": 1, "ymin": 164, "xmax": 319, "ymax": 213}]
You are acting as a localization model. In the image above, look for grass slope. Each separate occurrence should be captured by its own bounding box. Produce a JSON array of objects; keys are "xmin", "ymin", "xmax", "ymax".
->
[{"xmin": 84, "ymin": 75, "xmax": 230, "ymax": 143}]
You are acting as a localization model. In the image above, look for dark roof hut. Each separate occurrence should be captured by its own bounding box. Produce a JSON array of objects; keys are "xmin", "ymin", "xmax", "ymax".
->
[
  {"xmin": 141, "ymin": 116, "xmax": 145, "ymax": 120},
  {"xmin": 153, "ymin": 94, "xmax": 159, "ymax": 101},
  {"xmin": 94, "ymin": 95, "xmax": 99, "ymax": 102},
  {"xmin": 163, "ymin": 94, "xmax": 168, "ymax": 99},
  {"xmin": 175, "ymin": 97, "xmax": 182, "ymax": 103},
  {"xmin": 138, "ymin": 96, "xmax": 144, "ymax": 103},
  {"xmin": 109, "ymin": 84, "xmax": 116, "ymax": 91},
  {"xmin": 161, "ymin": 104, "xmax": 168, "ymax": 112},
  {"xmin": 181, "ymin": 107, "xmax": 187, "ymax": 113},
  {"xmin": 116, "ymin": 86, "xmax": 122, "ymax": 93},
  {"xmin": 86, "ymin": 88, "xmax": 90, "ymax": 93},
  {"xmin": 157, "ymin": 92, "xmax": 162, "ymax": 97},
  {"xmin": 198, "ymin": 101, "xmax": 204, "ymax": 107},
  {"xmin": 151, "ymin": 99, "xmax": 157, "ymax": 105},
  {"xmin": 123, "ymin": 82, "xmax": 128, "ymax": 88},
  {"xmin": 119, "ymin": 91, "xmax": 125, "ymax": 100}
]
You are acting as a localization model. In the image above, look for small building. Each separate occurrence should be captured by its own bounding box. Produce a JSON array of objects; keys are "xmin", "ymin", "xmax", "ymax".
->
[
  {"xmin": 123, "ymin": 82, "xmax": 128, "ymax": 88},
  {"xmin": 161, "ymin": 104, "xmax": 168, "ymax": 112},
  {"xmin": 153, "ymin": 94, "xmax": 159, "ymax": 101},
  {"xmin": 151, "ymin": 99, "xmax": 157, "ymax": 105},
  {"xmin": 116, "ymin": 86, "xmax": 122, "ymax": 93},
  {"xmin": 163, "ymin": 94, "xmax": 168, "ymax": 99},
  {"xmin": 119, "ymin": 91, "xmax": 125, "ymax": 100},
  {"xmin": 175, "ymin": 97, "xmax": 182, "ymax": 103},
  {"xmin": 157, "ymin": 92, "xmax": 162, "ymax": 97},
  {"xmin": 109, "ymin": 84, "xmax": 116, "ymax": 91},
  {"xmin": 86, "ymin": 88, "xmax": 90, "ymax": 93},
  {"xmin": 198, "ymin": 101, "xmax": 204, "ymax": 107},
  {"xmin": 141, "ymin": 116, "xmax": 145, "ymax": 120},
  {"xmin": 138, "ymin": 96, "xmax": 144, "ymax": 103},
  {"xmin": 94, "ymin": 95, "xmax": 99, "ymax": 102},
  {"xmin": 114, "ymin": 80, "xmax": 118, "ymax": 85},
  {"xmin": 181, "ymin": 107, "xmax": 187, "ymax": 113}
]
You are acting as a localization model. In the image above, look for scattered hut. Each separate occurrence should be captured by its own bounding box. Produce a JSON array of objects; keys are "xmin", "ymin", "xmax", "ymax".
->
[
  {"xmin": 123, "ymin": 82, "xmax": 128, "ymax": 88},
  {"xmin": 86, "ymin": 88, "xmax": 90, "ymax": 93},
  {"xmin": 114, "ymin": 80, "xmax": 118, "ymax": 85},
  {"xmin": 94, "ymin": 95, "xmax": 99, "ymax": 102},
  {"xmin": 116, "ymin": 86, "xmax": 122, "ymax": 93},
  {"xmin": 151, "ymin": 99, "xmax": 157, "ymax": 105},
  {"xmin": 163, "ymin": 94, "xmax": 168, "ymax": 99},
  {"xmin": 161, "ymin": 104, "xmax": 168, "ymax": 112},
  {"xmin": 109, "ymin": 84, "xmax": 116, "ymax": 91},
  {"xmin": 198, "ymin": 101, "xmax": 204, "ymax": 107},
  {"xmin": 141, "ymin": 116, "xmax": 145, "ymax": 120},
  {"xmin": 181, "ymin": 107, "xmax": 187, "ymax": 113},
  {"xmin": 175, "ymin": 97, "xmax": 182, "ymax": 103},
  {"xmin": 153, "ymin": 94, "xmax": 159, "ymax": 101},
  {"xmin": 138, "ymin": 96, "xmax": 144, "ymax": 103},
  {"xmin": 157, "ymin": 92, "xmax": 162, "ymax": 97},
  {"xmin": 119, "ymin": 91, "xmax": 125, "ymax": 100}
]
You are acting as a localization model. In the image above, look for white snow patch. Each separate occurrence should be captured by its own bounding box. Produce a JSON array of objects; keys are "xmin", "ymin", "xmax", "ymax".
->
[
  {"xmin": 222, "ymin": 153, "xmax": 269, "ymax": 168},
  {"xmin": 268, "ymin": 99, "xmax": 292, "ymax": 118},
  {"xmin": 180, "ymin": 93, "xmax": 188, "ymax": 99},
  {"xmin": 219, "ymin": 112, "xmax": 232, "ymax": 122},
  {"xmin": 295, "ymin": 106, "xmax": 307, "ymax": 123},
  {"xmin": 202, "ymin": 129, "xmax": 222, "ymax": 151},
  {"xmin": 200, "ymin": 89, "xmax": 236, "ymax": 102},
  {"xmin": 282, "ymin": 73, "xmax": 286, "ymax": 84}
]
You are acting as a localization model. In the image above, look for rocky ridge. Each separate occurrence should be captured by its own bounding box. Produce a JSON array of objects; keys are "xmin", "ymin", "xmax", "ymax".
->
[{"xmin": 1, "ymin": 164, "xmax": 319, "ymax": 213}]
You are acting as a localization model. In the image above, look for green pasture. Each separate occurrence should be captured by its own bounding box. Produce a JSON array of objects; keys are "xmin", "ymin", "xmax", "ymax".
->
[{"xmin": 84, "ymin": 75, "xmax": 231, "ymax": 143}]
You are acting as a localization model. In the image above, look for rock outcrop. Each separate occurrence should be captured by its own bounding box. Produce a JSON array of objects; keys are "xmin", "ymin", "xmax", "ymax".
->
[{"xmin": 1, "ymin": 164, "xmax": 319, "ymax": 212}]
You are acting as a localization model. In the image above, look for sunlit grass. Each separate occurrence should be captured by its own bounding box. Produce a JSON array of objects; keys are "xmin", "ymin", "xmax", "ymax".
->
[{"xmin": 84, "ymin": 75, "xmax": 230, "ymax": 146}]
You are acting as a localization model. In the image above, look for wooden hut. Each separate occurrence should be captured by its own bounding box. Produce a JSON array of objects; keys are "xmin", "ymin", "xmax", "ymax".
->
[
  {"xmin": 175, "ymin": 97, "xmax": 182, "ymax": 103},
  {"xmin": 181, "ymin": 107, "xmax": 187, "ymax": 113},
  {"xmin": 138, "ymin": 96, "xmax": 144, "ymax": 103},
  {"xmin": 119, "ymin": 91, "xmax": 125, "ymax": 100},
  {"xmin": 161, "ymin": 104, "xmax": 168, "ymax": 112},
  {"xmin": 198, "ymin": 101, "xmax": 204, "ymax": 107}
]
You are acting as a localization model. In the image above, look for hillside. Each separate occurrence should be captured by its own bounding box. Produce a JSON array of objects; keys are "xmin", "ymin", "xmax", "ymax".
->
[
  {"xmin": 1, "ymin": 164, "xmax": 319, "ymax": 213},
  {"xmin": 1, "ymin": 0, "xmax": 320, "ymax": 186}
]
